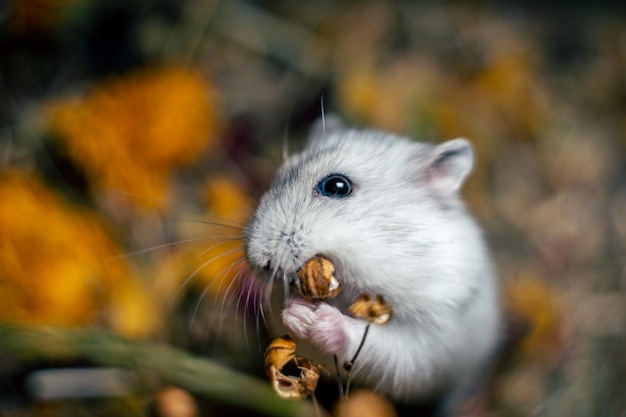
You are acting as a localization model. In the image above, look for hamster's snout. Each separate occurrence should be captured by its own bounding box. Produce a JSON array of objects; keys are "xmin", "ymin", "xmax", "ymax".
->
[{"xmin": 245, "ymin": 217, "xmax": 315, "ymax": 277}]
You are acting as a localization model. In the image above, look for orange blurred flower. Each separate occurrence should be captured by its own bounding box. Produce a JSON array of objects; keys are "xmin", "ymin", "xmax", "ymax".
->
[
  {"xmin": 0, "ymin": 171, "xmax": 158, "ymax": 337},
  {"xmin": 48, "ymin": 68, "xmax": 220, "ymax": 209}
]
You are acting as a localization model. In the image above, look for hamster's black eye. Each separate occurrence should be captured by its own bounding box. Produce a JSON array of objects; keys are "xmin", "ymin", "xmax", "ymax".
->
[{"xmin": 317, "ymin": 174, "xmax": 353, "ymax": 198}]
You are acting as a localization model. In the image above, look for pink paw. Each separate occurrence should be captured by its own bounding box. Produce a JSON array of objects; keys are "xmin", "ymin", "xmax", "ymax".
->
[
  {"xmin": 281, "ymin": 297, "xmax": 318, "ymax": 340},
  {"xmin": 308, "ymin": 303, "xmax": 349, "ymax": 354},
  {"xmin": 281, "ymin": 297, "xmax": 349, "ymax": 356}
]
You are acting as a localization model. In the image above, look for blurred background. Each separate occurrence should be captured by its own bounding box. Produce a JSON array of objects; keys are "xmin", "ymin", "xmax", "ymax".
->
[{"xmin": 1, "ymin": 0, "xmax": 625, "ymax": 416}]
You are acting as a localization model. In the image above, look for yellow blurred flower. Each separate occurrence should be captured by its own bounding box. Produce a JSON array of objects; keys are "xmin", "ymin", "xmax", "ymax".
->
[
  {"xmin": 170, "ymin": 175, "xmax": 252, "ymax": 298},
  {"xmin": 191, "ymin": 176, "xmax": 251, "ymax": 295},
  {"xmin": 204, "ymin": 175, "xmax": 253, "ymax": 224},
  {"xmin": 336, "ymin": 58, "xmax": 441, "ymax": 134},
  {"xmin": 0, "ymin": 171, "xmax": 159, "ymax": 337},
  {"xmin": 48, "ymin": 68, "xmax": 220, "ymax": 209}
]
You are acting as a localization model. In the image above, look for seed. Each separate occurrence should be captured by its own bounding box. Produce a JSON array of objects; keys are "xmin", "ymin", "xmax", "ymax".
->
[
  {"xmin": 297, "ymin": 256, "xmax": 341, "ymax": 300},
  {"xmin": 264, "ymin": 336, "xmax": 322, "ymax": 400},
  {"xmin": 349, "ymin": 294, "xmax": 392, "ymax": 325}
]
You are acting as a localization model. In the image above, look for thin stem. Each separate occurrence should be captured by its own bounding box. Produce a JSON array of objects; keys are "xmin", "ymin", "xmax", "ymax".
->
[
  {"xmin": 310, "ymin": 393, "xmax": 321, "ymax": 417},
  {"xmin": 349, "ymin": 323, "xmax": 370, "ymax": 367},
  {"xmin": 342, "ymin": 323, "xmax": 370, "ymax": 399},
  {"xmin": 333, "ymin": 354, "xmax": 345, "ymax": 400}
]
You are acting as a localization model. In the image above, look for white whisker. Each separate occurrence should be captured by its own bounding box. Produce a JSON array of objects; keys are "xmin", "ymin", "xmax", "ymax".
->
[
  {"xmin": 169, "ymin": 242, "xmax": 244, "ymax": 309},
  {"xmin": 283, "ymin": 271, "xmax": 290, "ymax": 308},
  {"xmin": 106, "ymin": 187, "xmax": 201, "ymax": 210},
  {"xmin": 178, "ymin": 215, "xmax": 247, "ymax": 230},
  {"xmin": 111, "ymin": 236, "xmax": 239, "ymax": 260},
  {"xmin": 187, "ymin": 252, "xmax": 243, "ymax": 339},
  {"xmin": 214, "ymin": 259, "xmax": 247, "ymax": 342},
  {"xmin": 321, "ymin": 94, "xmax": 326, "ymax": 136}
]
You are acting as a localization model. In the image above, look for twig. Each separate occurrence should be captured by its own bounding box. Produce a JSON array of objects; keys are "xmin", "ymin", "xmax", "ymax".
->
[
  {"xmin": 342, "ymin": 323, "xmax": 371, "ymax": 399},
  {"xmin": 333, "ymin": 354, "xmax": 345, "ymax": 399},
  {"xmin": 310, "ymin": 393, "xmax": 321, "ymax": 417},
  {"xmin": 0, "ymin": 325, "xmax": 324, "ymax": 417},
  {"xmin": 346, "ymin": 323, "xmax": 371, "ymax": 371}
]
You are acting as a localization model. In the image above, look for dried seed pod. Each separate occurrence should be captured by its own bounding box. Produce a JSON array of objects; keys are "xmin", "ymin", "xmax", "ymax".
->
[
  {"xmin": 349, "ymin": 294, "xmax": 392, "ymax": 325},
  {"xmin": 297, "ymin": 256, "xmax": 341, "ymax": 300},
  {"xmin": 265, "ymin": 335, "xmax": 297, "ymax": 377},
  {"xmin": 264, "ymin": 336, "xmax": 322, "ymax": 400}
]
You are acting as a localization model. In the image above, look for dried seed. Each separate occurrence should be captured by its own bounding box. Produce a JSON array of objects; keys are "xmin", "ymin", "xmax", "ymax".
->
[
  {"xmin": 265, "ymin": 335, "xmax": 297, "ymax": 377},
  {"xmin": 349, "ymin": 294, "xmax": 392, "ymax": 325},
  {"xmin": 297, "ymin": 256, "xmax": 341, "ymax": 300},
  {"xmin": 264, "ymin": 336, "xmax": 323, "ymax": 400}
]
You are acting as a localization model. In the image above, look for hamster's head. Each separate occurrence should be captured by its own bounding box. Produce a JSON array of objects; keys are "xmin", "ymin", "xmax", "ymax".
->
[{"xmin": 244, "ymin": 126, "xmax": 478, "ymax": 308}]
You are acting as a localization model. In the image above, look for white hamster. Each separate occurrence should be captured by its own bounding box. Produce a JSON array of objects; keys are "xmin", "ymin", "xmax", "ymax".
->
[{"xmin": 244, "ymin": 120, "xmax": 500, "ymax": 405}]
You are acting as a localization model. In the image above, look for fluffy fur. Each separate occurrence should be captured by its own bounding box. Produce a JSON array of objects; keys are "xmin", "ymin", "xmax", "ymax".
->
[{"xmin": 245, "ymin": 126, "xmax": 500, "ymax": 403}]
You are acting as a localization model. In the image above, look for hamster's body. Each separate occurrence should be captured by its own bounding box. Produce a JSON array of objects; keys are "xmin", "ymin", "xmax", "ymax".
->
[{"xmin": 245, "ymin": 124, "xmax": 500, "ymax": 405}]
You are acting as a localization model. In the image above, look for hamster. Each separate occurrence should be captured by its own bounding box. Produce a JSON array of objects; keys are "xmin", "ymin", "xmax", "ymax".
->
[{"xmin": 244, "ymin": 120, "xmax": 500, "ymax": 407}]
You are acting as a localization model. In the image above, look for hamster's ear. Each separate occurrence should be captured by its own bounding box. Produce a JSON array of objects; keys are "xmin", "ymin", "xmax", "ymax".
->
[
  {"xmin": 426, "ymin": 138, "xmax": 474, "ymax": 194},
  {"xmin": 306, "ymin": 114, "xmax": 344, "ymax": 147}
]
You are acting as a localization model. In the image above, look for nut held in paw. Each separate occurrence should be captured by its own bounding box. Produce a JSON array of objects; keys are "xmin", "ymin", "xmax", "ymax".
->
[{"xmin": 297, "ymin": 256, "xmax": 341, "ymax": 300}]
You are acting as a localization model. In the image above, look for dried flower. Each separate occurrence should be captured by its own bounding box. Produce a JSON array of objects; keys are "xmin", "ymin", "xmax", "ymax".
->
[
  {"xmin": 297, "ymin": 256, "xmax": 341, "ymax": 300},
  {"xmin": 349, "ymin": 294, "xmax": 392, "ymax": 325},
  {"xmin": 264, "ymin": 336, "xmax": 323, "ymax": 400},
  {"xmin": 265, "ymin": 335, "xmax": 298, "ymax": 375}
]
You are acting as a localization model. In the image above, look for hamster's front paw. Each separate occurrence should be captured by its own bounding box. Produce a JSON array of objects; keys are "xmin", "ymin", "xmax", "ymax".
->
[
  {"xmin": 281, "ymin": 297, "xmax": 317, "ymax": 340},
  {"xmin": 281, "ymin": 297, "xmax": 349, "ymax": 356},
  {"xmin": 308, "ymin": 303, "xmax": 349, "ymax": 354}
]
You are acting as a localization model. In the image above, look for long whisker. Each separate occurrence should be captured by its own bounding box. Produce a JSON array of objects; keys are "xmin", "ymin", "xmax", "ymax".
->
[
  {"xmin": 111, "ymin": 236, "xmax": 238, "ymax": 260},
  {"xmin": 255, "ymin": 278, "xmax": 269, "ymax": 331},
  {"xmin": 265, "ymin": 268, "xmax": 280, "ymax": 319},
  {"xmin": 187, "ymin": 247, "xmax": 244, "ymax": 334},
  {"xmin": 282, "ymin": 120, "xmax": 290, "ymax": 162},
  {"xmin": 253, "ymin": 301, "xmax": 266, "ymax": 354},
  {"xmin": 256, "ymin": 268, "xmax": 278, "ymax": 352},
  {"xmin": 283, "ymin": 270, "xmax": 291, "ymax": 308},
  {"xmin": 185, "ymin": 237, "xmax": 243, "ymax": 270},
  {"xmin": 169, "ymin": 241, "xmax": 244, "ymax": 309},
  {"xmin": 106, "ymin": 188, "xmax": 202, "ymax": 210},
  {"xmin": 255, "ymin": 277, "xmax": 271, "ymax": 353},
  {"xmin": 214, "ymin": 257, "xmax": 248, "ymax": 341},
  {"xmin": 321, "ymin": 94, "xmax": 326, "ymax": 136},
  {"xmin": 234, "ymin": 267, "xmax": 260, "ymax": 353},
  {"xmin": 231, "ymin": 267, "xmax": 250, "ymax": 349},
  {"xmin": 178, "ymin": 215, "xmax": 247, "ymax": 230},
  {"xmin": 217, "ymin": 257, "xmax": 248, "ymax": 322},
  {"xmin": 189, "ymin": 280, "xmax": 212, "ymax": 335}
]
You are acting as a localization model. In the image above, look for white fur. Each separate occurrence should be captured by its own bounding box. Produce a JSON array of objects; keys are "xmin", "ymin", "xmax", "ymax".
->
[{"xmin": 245, "ymin": 128, "xmax": 500, "ymax": 402}]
